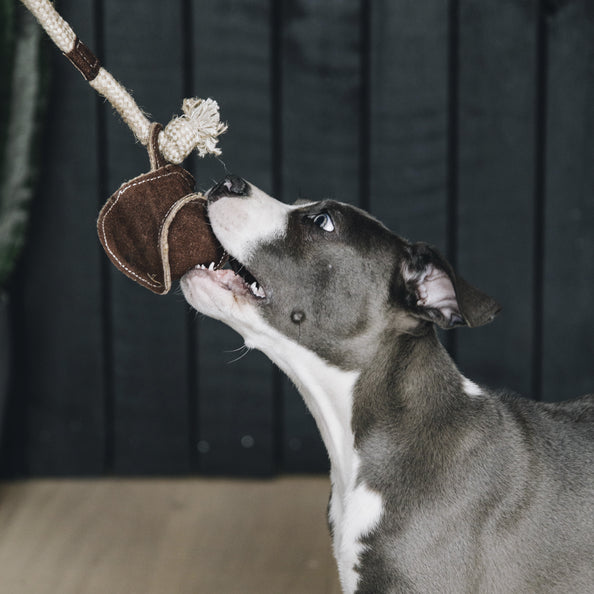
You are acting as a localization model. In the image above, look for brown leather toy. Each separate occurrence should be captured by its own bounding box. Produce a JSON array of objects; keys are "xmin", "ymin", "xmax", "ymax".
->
[{"xmin": 97, "ymin": 124, "xmax": 226, "ymax": 295}]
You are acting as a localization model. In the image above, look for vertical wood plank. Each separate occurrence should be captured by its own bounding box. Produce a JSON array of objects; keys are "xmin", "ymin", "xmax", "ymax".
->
[
  {"xmin": 192, "ymin": 0, "xmax": 276, "ymax": 475},
  {"xmin": 11, "ymin": 0, "xmax": 105, "ymax": 475},
  {"xmin": 542, "ymin": 1, "xmax": 594, "ymax": 402},
  {"xmin": 103, "ymin": 0, "xmax": 191, "ymax": 473},
  {"xmin": 369, "ymin": 0, "xmax": 450, "ymax": 251},
  {"xmin": 278, "ymin": 0, "xmax": 364, "ymax": 472},
  {"xmin": 281, "ymin": 0, "xmax": 363, "ymax": 205},
  {"xmin": 455, "ymin": 0, "xmax": 537, "ymax": 395}
]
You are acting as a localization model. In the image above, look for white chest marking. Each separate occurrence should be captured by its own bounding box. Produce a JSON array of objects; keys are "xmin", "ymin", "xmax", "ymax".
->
[
  {"xmin": 330, "ymin": 458, "xmax": 384, "ymax": 594},
  {"xmin": 462, "ymin": 376, "xmax": 483, "ymax": 398}
]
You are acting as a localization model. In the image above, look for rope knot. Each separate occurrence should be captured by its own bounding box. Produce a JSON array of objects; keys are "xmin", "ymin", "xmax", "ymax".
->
[{"xmin": 158, "ymin": 98, "xmax": 228, "ymax": 164}]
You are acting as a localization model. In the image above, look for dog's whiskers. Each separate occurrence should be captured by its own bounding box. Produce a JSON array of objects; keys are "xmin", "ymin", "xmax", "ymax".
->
[{"xmin": 225, "ymin": 344, "xmax": 251, "ymax": 364}]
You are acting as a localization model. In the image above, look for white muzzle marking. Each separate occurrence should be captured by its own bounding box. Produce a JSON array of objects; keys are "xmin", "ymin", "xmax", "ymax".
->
[{"xmin": 207, "ymin": 185, "xmax": 294, "ymax": 263}]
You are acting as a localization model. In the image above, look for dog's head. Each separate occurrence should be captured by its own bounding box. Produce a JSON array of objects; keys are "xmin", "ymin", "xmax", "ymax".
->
[{"xmin": 181, "ymin": 176, "xmax": 500, "ymax": 370}]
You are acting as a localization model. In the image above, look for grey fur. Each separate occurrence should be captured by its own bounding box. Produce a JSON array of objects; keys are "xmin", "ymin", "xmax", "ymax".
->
[{"xmin": 185, "ymin": 179, "xmax": 594, "ymax": 593}]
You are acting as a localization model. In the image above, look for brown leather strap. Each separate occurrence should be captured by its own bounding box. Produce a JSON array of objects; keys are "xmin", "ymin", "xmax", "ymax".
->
[
  {"xmin": 64, "ymin": 37, "xmax": 101, "ymax": 82},
  {"xmin": 148, "ymin": 123, "xmax": 168, "ymax": 170}
]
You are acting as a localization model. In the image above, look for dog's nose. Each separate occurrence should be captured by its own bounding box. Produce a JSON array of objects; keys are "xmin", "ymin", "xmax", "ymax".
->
[{"xmin": 208, "ymin": 175, "xmax": 249, "ymax": 203}]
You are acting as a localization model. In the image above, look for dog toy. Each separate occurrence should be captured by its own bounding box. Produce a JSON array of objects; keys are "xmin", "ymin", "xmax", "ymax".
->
[{"xmin": 19, "ymin": 0, "xmax": 227, "ymax": 294}]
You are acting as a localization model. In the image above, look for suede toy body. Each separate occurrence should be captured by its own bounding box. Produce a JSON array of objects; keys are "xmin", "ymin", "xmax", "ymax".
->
[{"xmin": 98, "ymin": 124, "xmax": 225, "ymax": 295}]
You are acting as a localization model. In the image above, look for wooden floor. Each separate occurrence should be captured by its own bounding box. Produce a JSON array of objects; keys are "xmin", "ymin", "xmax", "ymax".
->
[{"xmin": 0, "ymin": 477, "xmax": 341, "ymax": 594}]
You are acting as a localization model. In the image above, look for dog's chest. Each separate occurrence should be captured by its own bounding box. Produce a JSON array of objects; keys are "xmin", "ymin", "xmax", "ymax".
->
[{"xmin": 329, "ymin": 466, "xmax": 384, "ymax": 594}]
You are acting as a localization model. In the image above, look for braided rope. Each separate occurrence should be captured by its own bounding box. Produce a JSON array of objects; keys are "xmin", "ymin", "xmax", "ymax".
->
[
  {"xmin": 20, "ymin": 0, "xmax": 75, "ymax": 53},
  {"xmin": 19, "ymin": 0, "xmax": 226, "ymax": 163},
  {"xmin": 89, "ymin": 68, "xmax": 152, "ymax": 146}
]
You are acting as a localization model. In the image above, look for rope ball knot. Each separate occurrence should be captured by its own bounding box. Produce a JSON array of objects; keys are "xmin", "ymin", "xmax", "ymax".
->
[{"xmin": 158, "ymin": 98, "xmax": 228, "ymax": 164}]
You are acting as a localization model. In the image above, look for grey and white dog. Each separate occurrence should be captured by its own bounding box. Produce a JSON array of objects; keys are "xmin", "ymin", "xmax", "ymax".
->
[{"xmin": 181, "ymin": 175, "xmax": 594, "ymax": 593}]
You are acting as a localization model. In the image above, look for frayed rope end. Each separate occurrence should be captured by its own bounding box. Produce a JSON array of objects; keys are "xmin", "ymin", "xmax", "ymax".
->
[{"xmin": 158, "ymin": 97, "xmax": 228, "ymax": 164}]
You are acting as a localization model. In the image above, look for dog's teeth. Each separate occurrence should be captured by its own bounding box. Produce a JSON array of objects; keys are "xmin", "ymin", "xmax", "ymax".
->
[
  {"xmin": 208, "ymin": 262, "xmax": 215, "ymax": 271},
  {"xmin": 250, "ymin": 282, "xmax": 265, "ymax": 298}
]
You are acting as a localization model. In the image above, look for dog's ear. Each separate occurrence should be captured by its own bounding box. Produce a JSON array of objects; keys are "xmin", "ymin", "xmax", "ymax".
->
[{"xmin": 395, "ymin": 242, "xmax": 501, "ymax": 329}]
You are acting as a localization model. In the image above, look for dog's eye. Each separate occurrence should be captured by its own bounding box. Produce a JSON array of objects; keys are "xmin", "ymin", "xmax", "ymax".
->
[{"xmin": 309, "ymin": 212, "xmax": 335, "ymax": 232}]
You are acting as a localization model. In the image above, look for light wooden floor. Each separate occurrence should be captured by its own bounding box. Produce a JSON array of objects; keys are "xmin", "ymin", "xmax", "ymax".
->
[{"xmin": 0, "ymin": 476, "xmax": 341, "ymax": 594}]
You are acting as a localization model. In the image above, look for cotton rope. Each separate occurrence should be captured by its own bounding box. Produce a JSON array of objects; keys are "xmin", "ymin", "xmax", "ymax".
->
[{"xmin": 19, "ymin": 0, "xmax": 227, "ymax": 163}]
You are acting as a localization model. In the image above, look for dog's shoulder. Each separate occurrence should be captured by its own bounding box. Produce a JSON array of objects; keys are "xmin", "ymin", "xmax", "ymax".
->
[
  {"xmin": 497, "ymin": 390, "xmax": 594, "ymax": 429},
  {"xmin": 487, "ymin": 390, "xmax": 594, "ymax": 476},
  {"xmin": 540, "ymin": 393, "xmax": 594, "ymax": 425}
]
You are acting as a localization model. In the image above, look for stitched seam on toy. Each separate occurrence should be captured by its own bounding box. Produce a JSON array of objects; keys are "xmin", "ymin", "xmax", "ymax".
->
[
  {"xmin": 158, "ymin": 194, "xmax": 194, "ymax": 292},
  {"xmin": 159, "ymin": 197, "xmax": 189, "ymax": 242},
  {"xmin": 158, "ymin": 192, "xmax": 203, "ymax": 246},
  {"xmin": 157, "ymin": 194, "xmax": 205, "ymax": 291},
  {"xmin": 100, "ymin": 169, "xmax": 187, "ymax": 288}
]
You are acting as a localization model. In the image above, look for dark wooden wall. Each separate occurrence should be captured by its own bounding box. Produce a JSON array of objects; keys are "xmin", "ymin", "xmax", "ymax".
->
[{"xmin": 2, "ymin": 0, "xmax": 593, "ymax": 476}]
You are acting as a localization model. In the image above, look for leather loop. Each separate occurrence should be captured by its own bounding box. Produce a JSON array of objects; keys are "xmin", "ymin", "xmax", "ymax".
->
[{"xmin": 148, "ymin": 122, "xmax": 168, "ymax": 170}]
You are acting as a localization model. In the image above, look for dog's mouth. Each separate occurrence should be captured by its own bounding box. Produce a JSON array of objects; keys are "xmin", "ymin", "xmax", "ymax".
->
[
  {"xmin": 227, "ymin": 257, "xmax": 267, "ymax": 299},
  {"xmin": 191, "ymin": 253, "xmax": 267, "ymax": 300},
  {"xmin": 183, "ymin": 177, "xmax": 267, "ymax": 302}
]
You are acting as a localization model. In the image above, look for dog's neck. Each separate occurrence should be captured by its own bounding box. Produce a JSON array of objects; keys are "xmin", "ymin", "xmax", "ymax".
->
[
  {"xmin": 245, "ymin": 325, "xmax": 360, "ymax": 495},
  {"xmin": 248, "ymin": 321, "xmax": 465, "ymax": 496},
  {"xmin": 353, "ymin": 326, "xmax": 469, "ymax": 449},
  {"xmin": 278, "ymin": 345, "xmax": 360, "ymax": 495}
]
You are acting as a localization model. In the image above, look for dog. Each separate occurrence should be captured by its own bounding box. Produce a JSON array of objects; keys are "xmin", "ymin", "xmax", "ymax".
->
[{"xmin": 181, "ymin": 175, "xmax": 594, "ymax": 593}]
